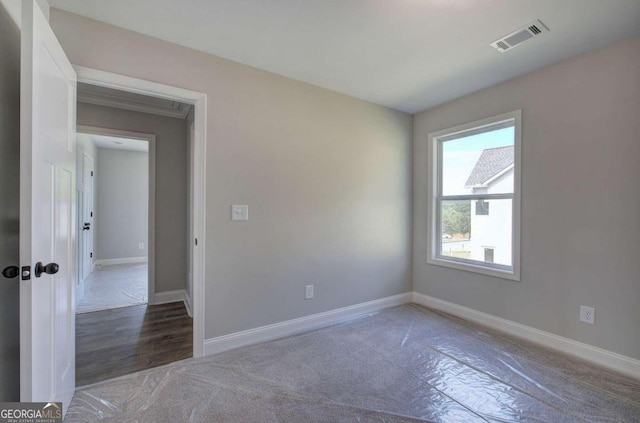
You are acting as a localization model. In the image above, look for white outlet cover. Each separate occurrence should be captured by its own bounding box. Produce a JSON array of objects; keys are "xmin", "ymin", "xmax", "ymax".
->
[
  {"xmin": 231, "ymin": 205, "xmax": 249, "ymax": 221},
  {"xmin": 305, "ymin": 285, "xmax": 314, "ymax": 300},
  {"xmin": 580, "ymin": 305, "xmax": 595, "ymax": 324}
]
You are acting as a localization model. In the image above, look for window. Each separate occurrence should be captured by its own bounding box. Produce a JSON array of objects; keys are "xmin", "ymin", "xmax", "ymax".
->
[
  {"xmin": 475, "ymin": 200, "xmax": 490, "ymax": 215},
  {"xmin": 427, "ymin": 110, "xmax": 521, "ymax": 280},
  {"xmin": 484, "ymin": 248, "xmax": 495, "ymax": 264}
]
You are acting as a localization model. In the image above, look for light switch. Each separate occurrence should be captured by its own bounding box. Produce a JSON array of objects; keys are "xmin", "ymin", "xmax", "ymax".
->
[{"xmin": 231, "ymin": 205, "xmax": 249, "ymax": 221}]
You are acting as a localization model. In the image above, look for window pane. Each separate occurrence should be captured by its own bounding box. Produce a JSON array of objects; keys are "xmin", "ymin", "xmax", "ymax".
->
[
  {"xmin": 484, "ymin": 248, "xmax": 494, "ymax": 263},
  {"xmin": 475, "ymin": 199, "xmax": 489, "ymax": 215},
  {"xmin": 441, "ymin": 125, "xmax": 514, "ymax": 196},
  {"xmin": 440, "ymin": 200, "xmax": 472, "ymax": 259},
  {"xmin": 440, "ymin": 199, "xmax": 512, "ymax": 267}
]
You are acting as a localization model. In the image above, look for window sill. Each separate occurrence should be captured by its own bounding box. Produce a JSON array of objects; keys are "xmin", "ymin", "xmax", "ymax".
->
[{"xmin": 427, "ymin": 256, "xmax": 520, "ymax": 281}]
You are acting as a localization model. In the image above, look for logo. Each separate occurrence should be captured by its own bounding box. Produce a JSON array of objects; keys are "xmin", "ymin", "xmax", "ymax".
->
[{"xmin": 0, "ymin": 402, "xmax": 62, "ymax": 423}]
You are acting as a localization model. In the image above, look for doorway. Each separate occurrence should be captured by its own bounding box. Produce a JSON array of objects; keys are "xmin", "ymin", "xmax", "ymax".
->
[
  {"xmin": 72, "ymin": 67, "xmax": 206, "ymax": 386},
  {"xmin": 73, "ymin": 85, "xmax": 198, "ymax": 385},
  {"xmin": 75, "ymin": 128, "xmax": 154, "ymax": 314}
]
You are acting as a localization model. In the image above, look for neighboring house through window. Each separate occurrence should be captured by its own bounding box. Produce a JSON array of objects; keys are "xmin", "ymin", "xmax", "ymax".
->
[
  {"xmin": 427, "ymin": 110, "xmax": 521, "ymax": 280},
  {"xmin": 466, "ymin": 145, "xmax": 514, "ymax": 265}
]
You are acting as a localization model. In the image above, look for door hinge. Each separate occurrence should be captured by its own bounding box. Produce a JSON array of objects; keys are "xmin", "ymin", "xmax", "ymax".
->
[
  {"xmin": 90, "ymin": 252, "xmax": 93, "ymax": 258},
  {"xmin": 91, "ymin": 171, "xmax": 94, "ymax": 177},
  {"xmin": 90, "ymin": 212, "xmax": 93, "ymax": 217}
]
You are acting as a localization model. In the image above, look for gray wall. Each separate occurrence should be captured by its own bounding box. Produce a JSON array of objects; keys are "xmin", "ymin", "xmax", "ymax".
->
[
  {"xmin": 0, "ymin": 4, "xmax": 20, "ymax": 401},
  {"xmin": 414, "ymin": 35, "xmax": 640, "ymax": 360},
  {"xmin": 77, "ymin": 103, "xmax": 188, "ymax": 293},
  {"xmin": 51, "ymin": 10, "xmax": 413, "ymax": 340},
  {"xmin": 95, "ymin": 147, "xmax": 148, "ymax": 261}
]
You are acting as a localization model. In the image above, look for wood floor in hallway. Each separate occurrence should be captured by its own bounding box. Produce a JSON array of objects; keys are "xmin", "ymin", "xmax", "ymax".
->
[{"xmin": 76, "ymin": 301, "xmax": 192, "ymax": 387}]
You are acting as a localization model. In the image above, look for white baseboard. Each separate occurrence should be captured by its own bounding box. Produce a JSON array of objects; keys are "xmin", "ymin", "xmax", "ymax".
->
[
  {"xmin": 94, "ymin": 256, "xmax": 147, "ymax": 266},
  {"xmin": 412, "ymin": 292, "xmax": 640, "ymax": 380},
  {"xmin": 184, "ymin": 291, "xmax": 192, "ymax": 318},
  {"xmin": 204, "ymin": 293, "xmax": 412, "ymax": 356},
  {"xmin": 202, "ymin": 290, "xmax": 640, "ymax": 379},
  {"xmin": 152, "ymin": 289, "xmax": 186, "ymax": 305},
  {"xmin": 152, "ymin": 289, "xmax": 193, "ymax": 318}
]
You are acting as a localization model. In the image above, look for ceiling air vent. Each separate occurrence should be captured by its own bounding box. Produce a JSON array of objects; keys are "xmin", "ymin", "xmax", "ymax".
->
[{"xmin": 491, "ymin": 19, "xmax": 549, "ymax": 53}]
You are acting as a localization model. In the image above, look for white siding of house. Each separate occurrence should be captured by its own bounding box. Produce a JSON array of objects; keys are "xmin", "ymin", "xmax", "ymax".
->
[{"xmin": 469, "ymin": 169, "xmax": 513, "ymax": 265}]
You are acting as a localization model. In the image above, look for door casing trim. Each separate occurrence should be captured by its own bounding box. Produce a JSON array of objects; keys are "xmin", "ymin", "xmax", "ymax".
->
[{"xmin": 76, "ymin": 125, "xmax": 156, "ymax": 307}]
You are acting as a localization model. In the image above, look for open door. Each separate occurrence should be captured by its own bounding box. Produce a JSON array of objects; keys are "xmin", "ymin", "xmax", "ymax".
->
[
  {"xmin": 81, "ymin": 154, "xmax": 94, "ymax": 282},
  {"xmin": 19, "ymin": 0, "xmax": 77, "ymax": 409}
]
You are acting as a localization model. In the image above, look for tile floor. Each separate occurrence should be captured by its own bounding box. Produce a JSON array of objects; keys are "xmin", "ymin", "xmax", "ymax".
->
[
  {"xmin": 64, "ymin": 304, "xmax": 640, "ymax": 422},
  {"xmin": 76, "ymin": 263, "xmax": 148, "ymax": 313}
]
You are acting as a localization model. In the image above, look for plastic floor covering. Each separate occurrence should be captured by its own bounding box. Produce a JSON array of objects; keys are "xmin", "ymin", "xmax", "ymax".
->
[
  {"xmin": 76, "ymin": 263, "xmax": 148, "ymax": 314},
  {"xmin": 65, "ymin": 304, "xmax": 640, "ymax": 422}
]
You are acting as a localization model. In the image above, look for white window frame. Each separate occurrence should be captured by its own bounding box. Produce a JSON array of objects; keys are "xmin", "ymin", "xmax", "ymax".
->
[{"xmin": 427, "ymin": 110, "xmax": 521, "ymax": 281}]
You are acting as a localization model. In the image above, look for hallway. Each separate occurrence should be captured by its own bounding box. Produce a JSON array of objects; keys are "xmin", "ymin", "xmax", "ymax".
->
[{"xmin": 76, "ymin": 301, "xmax": 192, "ymax": 386}]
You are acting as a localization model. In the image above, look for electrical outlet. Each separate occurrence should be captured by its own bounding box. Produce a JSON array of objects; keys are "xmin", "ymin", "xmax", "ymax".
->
[
  {"xmin": 580, "ymin": 305, "xmax": 595, "ymax": 325},
  {"xmin": 138, "ymin": 242, "xmax": 145, "ymax": 250},
  {"xmin": 305, "ymin": 285, "xmax": 314, "ymax": 300}
]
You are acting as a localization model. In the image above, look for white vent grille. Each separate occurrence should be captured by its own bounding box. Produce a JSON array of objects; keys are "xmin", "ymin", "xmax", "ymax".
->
[{"xmin": 491, "ymin": 20, "xmax": 549, "ymax": 53}]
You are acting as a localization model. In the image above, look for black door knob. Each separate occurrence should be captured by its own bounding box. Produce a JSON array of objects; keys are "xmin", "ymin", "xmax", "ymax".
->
[
  {"xmin": 83, "ymin": 223, "xmax": 91, "ymax": 231},
  {"xmin": 2, "ymin": 266, "xmax": 19, "ymax": 279},
  {"xmin": 34, "ymin": 262, "xmax": 59, "ymax": 278}
]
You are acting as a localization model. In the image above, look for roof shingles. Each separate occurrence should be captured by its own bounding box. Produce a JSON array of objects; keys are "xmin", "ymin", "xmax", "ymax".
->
[{"xmin": 464, "ymin": 145, "xmax": 514, "ymax": 186}]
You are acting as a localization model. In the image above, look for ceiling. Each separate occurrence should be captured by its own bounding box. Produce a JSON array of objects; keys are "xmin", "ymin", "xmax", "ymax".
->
[
  {"xmin": 78, "ymin": 133, "xmax": 149, "ymax": 153},
  {"xmin": 49, "ymin": 0, "xmax": 640, "ymax": 113}
]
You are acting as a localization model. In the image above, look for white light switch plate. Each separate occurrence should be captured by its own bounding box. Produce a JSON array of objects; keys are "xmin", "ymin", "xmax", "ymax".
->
[{"xmin": 231, "ymin": 205, "xmax": 249, "ymax": 221}]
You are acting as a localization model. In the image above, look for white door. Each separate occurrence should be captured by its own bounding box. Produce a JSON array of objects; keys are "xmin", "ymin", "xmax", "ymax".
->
[
  {"xmin": 19, "ymin": 0, "xmax": 77, "ymax": 409},
  {"xmin": 82, "ymin": 155, "xmax": 94, "ymax": 281}
]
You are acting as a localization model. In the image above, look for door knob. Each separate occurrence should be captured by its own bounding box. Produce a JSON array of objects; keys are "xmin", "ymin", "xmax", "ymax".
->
[
  {"xmin": 2, "ymin": 266, "xmax": 19, "ymax": 279},
  {"xmin": 34, "ymin": 262, "xmax": 59, "ymax": 278},
  {"xmin": 83, "ymin": 222, "xmax": 91, "ymax": 230}
]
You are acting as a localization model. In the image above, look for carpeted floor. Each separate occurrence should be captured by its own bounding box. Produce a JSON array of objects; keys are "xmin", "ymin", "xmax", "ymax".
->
[
  {"xmin": 64, "ymin": 304, "xmax": 640, "ymax": 422},
  {"xmin": 76, "ymin": 263, "xmax": 148, "ymax": 313}
]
